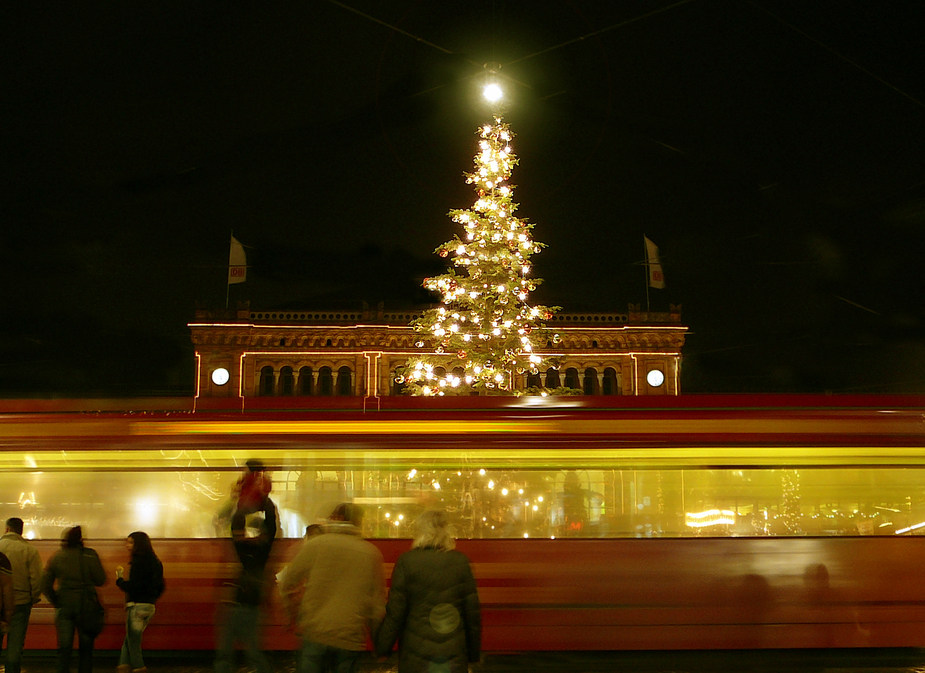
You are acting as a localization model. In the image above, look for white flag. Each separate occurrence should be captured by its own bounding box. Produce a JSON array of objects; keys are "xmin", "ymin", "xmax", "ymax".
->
[
  {"xmin": 644, "ymin": 236, "xmax": 665, "ymax": 289},
  {"xmin": 228, "ymin": 235, "xmax": 247, "ymax": 284}
]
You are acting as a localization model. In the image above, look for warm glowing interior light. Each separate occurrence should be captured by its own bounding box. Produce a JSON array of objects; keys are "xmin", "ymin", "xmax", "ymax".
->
[
  {"xmin": 483, "ymin": 83, "xmax": 503, "ymax": 102},
  {"xmin": 685, "ymin": 509, "xmax": 736, "ymax": 528}
]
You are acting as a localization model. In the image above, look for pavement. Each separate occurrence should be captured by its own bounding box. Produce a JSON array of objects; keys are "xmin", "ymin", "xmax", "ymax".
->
[{"xmin": 13, "ymin": 649, "xmax": 925, "ymax": 673}]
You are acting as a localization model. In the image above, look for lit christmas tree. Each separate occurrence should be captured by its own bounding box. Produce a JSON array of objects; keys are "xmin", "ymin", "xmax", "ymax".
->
[
  {"xmin": 780, "ymin": 469, "xmax": 803, "ymax": 534},
  {"xmin": 400, "ymin": 116, "xmax": 559, "ymax": 395}
]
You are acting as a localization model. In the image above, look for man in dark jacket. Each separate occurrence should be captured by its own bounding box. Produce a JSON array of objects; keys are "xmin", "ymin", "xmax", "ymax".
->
[
  {"xmin": 215, "ymin": 497, "xmax": 277, "ymax": 673},
  {"xmin": 0, "ymin": 518, "xmax": 43, "ymax": 673}
]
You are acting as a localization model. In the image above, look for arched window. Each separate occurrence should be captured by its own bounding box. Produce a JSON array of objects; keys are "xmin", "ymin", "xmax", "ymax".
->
[
  {"xmin": 545, "ymin": 368, "xmax": 561, "ymax": 389},
  {"xmin": 583, "ymin": 368, "xmax": 600, "ymax": 396},
  {"xmin": 298, "ymin": 367, "xmax": 314, "ymax": 396},
  {"xmin": 317, "ymin": 367, "xmax": 334, "ymax": 396},
  {"xmin": 565, "ymin": 368, "xmax": 581, "ymax": 391},
  {"xmin": 392, "ymin": 370, "xmax": 407, "ymax": 396},
  {"xmin": 602, "ymin": 367, "xmax": 620, "ymax": 395},
  {"xmin": 278, "ymin": 366, "xmax": 294, "ymax": 396},
  {"xmin": 336, "ymin": 366, "xmax": 352, "ymax": 396},
  {"xmin": 526, "ymin": 371, "xmax": 542, "ymax": 388},
  {"xmin": 258, "ymin": 366, "xmax": 275, "ymax": 396}
]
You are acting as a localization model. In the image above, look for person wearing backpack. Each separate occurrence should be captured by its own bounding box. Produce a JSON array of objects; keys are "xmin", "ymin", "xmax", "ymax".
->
[{"xmin": 42, "ymin": 526, "xmax": 106, "ymax": 673}]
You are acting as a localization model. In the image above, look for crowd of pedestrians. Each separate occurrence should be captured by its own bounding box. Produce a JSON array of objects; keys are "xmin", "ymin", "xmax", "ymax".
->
[
  {"xmin": 0, "ymin": 493, "xmax": 482, "ymax": 673},
  {"xmin": 0, "ymin": 517, "xmax": 166, "ymax": 673}
]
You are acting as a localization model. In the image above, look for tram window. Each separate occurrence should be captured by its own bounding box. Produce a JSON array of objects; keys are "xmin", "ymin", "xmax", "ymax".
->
[{"xmin": 4, "ymin": 465, "xmax": 919, "ymax": 540}]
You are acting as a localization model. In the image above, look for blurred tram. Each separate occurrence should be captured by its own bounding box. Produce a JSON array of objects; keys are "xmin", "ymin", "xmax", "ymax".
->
[{"xmin": 2, "ymin": 393, "xmax": 925, "ymax": 651}]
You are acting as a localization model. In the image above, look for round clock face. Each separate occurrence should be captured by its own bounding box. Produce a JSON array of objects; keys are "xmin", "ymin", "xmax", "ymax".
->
[{"xmin": 647, "ymin": 369, "xmax": 665, "ymax": 388}]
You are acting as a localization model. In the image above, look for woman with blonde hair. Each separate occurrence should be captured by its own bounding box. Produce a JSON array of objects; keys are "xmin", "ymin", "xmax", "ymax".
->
[{"xmin": 375, "ymin": 510, "xmax": 480, "ymax": 673}]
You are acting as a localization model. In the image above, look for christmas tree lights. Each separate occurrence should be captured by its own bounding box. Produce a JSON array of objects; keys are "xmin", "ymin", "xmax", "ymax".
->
[{"xmin": 400, "ymin": 117, "xmax": 558, "ymax": 395}]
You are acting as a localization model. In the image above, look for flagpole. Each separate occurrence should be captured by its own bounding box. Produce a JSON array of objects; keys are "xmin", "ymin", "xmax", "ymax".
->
[
  {"xmin": 225, "ymin": 231, "xmax": 233, "ymax": 311},
  {"xmin": 644, "ymin": 236, "xmax": 650, "ymax": 313}
]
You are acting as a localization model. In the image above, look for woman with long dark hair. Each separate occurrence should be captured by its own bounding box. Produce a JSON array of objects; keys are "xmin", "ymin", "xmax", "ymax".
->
[
  {"xmin": 115, "ymin": 531, "xmax": 164, "ymax": 673},
  {"xmin": 42, "ymin": 526, "xmax": 106, "ymax": 673}
]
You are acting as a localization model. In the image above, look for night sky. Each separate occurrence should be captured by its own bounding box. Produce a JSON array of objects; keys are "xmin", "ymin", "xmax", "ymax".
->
[{"xmin": 2, "ymin": 1, "xmax": 924, "ymax": 396}]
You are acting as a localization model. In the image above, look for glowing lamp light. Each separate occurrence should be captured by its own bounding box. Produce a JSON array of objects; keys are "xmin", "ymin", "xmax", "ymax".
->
[
  {"xmin": 211, "ymin": 368, "xmax": 230, "ymax": 386},
  {"xmin": 647, "ymin": 369, "xmax": 665, "ymax": 387},
  {"xmin": 483, "ymin": 83, "xmax": 503, "ymax": 102},
  {"xmin": 134, "ymin": 497, "xmax": 159, "ymax": 526}
]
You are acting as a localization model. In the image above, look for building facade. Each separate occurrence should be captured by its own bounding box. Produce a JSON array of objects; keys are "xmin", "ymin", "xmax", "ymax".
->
[{"xmin": 189, "ymin": 303, "xmax": 687, "ymax": 401}]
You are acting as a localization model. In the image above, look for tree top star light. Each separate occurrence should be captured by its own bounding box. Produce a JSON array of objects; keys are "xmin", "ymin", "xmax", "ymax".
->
[{"xmin": 400, "ymin": 116, "xmax": 559, "ymax": 396}]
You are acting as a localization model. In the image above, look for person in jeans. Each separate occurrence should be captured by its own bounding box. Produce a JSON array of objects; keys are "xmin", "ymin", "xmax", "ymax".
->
[
  {"xmin": 42, "ymin": 526, "xmax": 106, "ymax": 673},
  {"xmin": 215, "ymin": 497, "xmax": 277, "ymax": 673},
  {"xmin": 0, "ymin": 517, "xmax": 44, "ymax": 673},
  {"xmin": 115, "ymin": 531, "xmax": 165, "ymax": 673},
  {"xmin": 279, "ymin": 503, "xmax": 385, "ymax": 673}
]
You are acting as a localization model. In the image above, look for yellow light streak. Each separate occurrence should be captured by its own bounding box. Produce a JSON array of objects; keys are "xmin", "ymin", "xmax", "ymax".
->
[
  {"xmin": 0, "ymin": 444, "xmax": 923, "ymax": 472},
  {"xmin": 686, "ymin": 509, "xmax": 736, "ymax": 528}
]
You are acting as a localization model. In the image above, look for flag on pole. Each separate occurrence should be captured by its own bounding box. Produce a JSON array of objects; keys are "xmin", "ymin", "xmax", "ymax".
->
[
  {"xmin": 644, "ymin": 236, "xmax": 665, "ymax": 289},
  {"xmin": 228, "ymin": 235, "xmax": 247, "ymax": 284}
]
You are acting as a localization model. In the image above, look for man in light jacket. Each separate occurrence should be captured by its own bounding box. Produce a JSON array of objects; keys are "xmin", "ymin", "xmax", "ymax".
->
[
  {"xmin": 0, "ymin": 517, "xmax": 43, "ymax": 673},
  {"xmin": 279, "ymin": 503, "xmax": 385, "ymax": 673}
]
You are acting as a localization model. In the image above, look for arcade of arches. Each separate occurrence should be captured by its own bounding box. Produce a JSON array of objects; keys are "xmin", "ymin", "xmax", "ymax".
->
[{"xmin": 190, "ymin": 304, "xmax": 686, "ymax": 399}]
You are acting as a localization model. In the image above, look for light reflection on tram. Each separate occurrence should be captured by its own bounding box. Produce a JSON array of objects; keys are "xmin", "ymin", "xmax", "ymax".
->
[
  {"xmin": 3, "ymin": 397, "xmax": 925, "ymax": 651},
  {"xmin": 3, "ymin": 464, "xmax": 922, "ymax": 540}
]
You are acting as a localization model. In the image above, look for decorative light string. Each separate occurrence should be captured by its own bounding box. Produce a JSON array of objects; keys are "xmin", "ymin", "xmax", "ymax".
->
[{"xmin": 400, "ymin": 117, "xmax": 559, "ymax": 395}]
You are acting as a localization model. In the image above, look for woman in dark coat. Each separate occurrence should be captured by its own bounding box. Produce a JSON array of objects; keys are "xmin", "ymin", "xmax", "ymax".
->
[
  {"xmin": 375, "ymin": 510, "xmax": 481, "ymax": 673},
  {"xmin": 115, "ymin": 531, "xmax": 165, "ymax": 673},
  {"xmin": 42, "ymin": 526, "xmax": 106, "ymax": 673}
]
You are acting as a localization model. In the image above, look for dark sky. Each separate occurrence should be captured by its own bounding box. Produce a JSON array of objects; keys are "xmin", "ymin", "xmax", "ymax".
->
[{"xmin": 2, "ymin": 1, "xmax": 924, "ymax": 396}]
